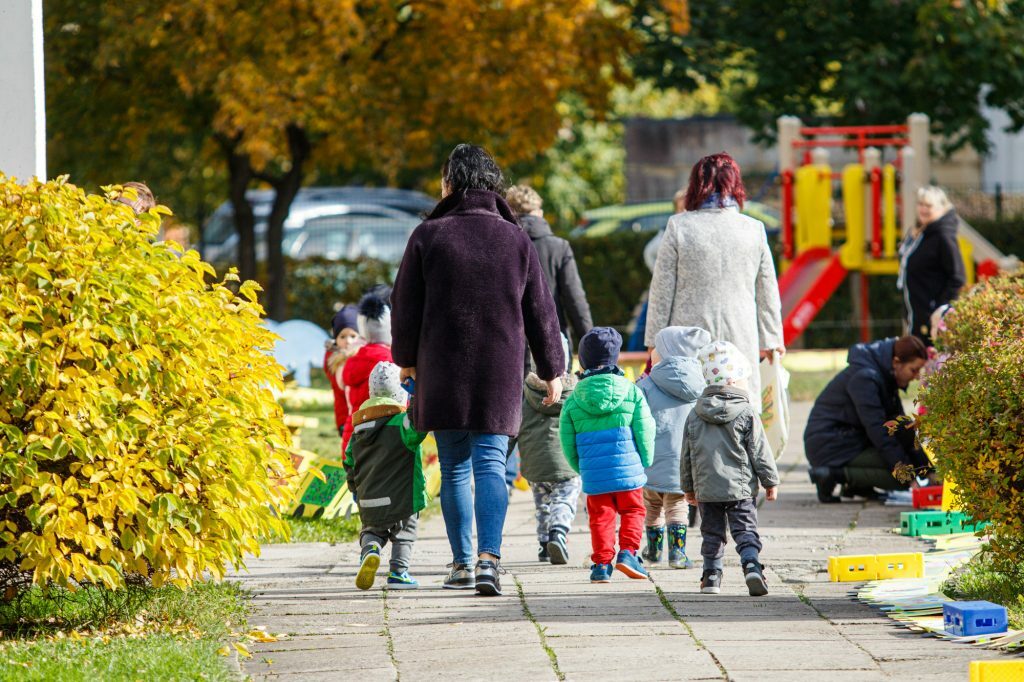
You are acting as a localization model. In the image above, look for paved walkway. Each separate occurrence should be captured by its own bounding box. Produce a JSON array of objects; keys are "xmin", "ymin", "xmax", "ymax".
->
[{"xmin": 230, "ymin": 403, "xmax": 1003, "ymax": 681}]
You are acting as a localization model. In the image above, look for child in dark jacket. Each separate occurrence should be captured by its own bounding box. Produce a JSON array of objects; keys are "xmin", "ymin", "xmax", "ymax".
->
[
  {"xmin": 520, "ymin": 335, "xmax": 581, "ymax": 565},
  {"xmin": 341, "ymin": 289, "xmax": 394, "ymax": 452},
  {"xmin": 560, "ymin": 327, "xmax": 655, "ymax": 583},
  {"xmin": 681, "ymin": 341, "xmax": 780, "ymax": 597},
  {"xmin": 345, "ymin": 362, "xmax": 428, "ymax": 591}
]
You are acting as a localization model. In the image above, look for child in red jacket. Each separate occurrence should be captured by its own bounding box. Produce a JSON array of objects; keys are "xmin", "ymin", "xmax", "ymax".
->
[
  {"xmin": 341, "ymin": 289, "xmax": 393, "ymax": 451},
  {"xmin": 324, "ymin": 304, "xmax": 363, "ymax": 438}
]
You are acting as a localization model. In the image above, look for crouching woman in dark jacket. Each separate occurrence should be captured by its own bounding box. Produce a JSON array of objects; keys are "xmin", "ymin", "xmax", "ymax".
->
[{"xmin": 804, "ymin": 336, "xmax": 930, "ymax": 503}]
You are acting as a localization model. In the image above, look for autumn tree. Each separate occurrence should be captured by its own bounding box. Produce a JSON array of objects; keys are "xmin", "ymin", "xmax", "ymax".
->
[
  {"xmin": 631, "ymin": 0, "xmax": 1024, "ymax": 151},
  {"xmin": 45, "ymin": 1, "xmax": 630, "ymax": 320}
]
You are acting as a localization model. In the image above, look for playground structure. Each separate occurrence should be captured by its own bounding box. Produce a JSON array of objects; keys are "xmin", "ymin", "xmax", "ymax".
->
[{"xmin": 776, "ymin": 113, "xmax": 1015, "ymax": 345}]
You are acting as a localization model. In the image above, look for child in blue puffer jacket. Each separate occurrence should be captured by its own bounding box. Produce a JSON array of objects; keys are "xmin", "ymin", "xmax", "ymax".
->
[
  {"xmin": 637, "ymin": 326, "xmax": 710, "ymax": 569},
  {"xmin": 560, "ymin": 327, "xmax": 655, "ymax": 584}
]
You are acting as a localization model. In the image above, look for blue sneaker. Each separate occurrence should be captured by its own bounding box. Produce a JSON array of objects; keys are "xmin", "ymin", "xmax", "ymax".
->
[
  {"xmin": 356, "ymin": 543, "xmax": 381, "ymax": 590},
  {"xmin": 614, "ymin": 549, "xmax": 648, "ymax": 579},
  {"xmin": 590, "ymin": 563, "xmax": 613, "ymax": 583},
  {"xmin": 386, "ymin": 571, "xmax": 419, "ymax": 590}
]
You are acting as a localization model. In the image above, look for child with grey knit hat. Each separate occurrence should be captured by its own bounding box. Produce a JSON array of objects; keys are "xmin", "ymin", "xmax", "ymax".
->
[{"xmin": 345, "ymin": 361, "xmax": 428, "ymax": 591}]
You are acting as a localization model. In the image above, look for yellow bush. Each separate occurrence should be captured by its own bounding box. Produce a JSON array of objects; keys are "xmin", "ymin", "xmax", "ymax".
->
[{"xmin": 0, "ymin": 176, "xmax": 292, "ymax": 590}]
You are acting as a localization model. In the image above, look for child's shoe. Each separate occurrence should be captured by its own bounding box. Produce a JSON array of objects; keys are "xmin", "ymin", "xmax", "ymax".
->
[
  {"xmin": 356, "ymin": 543, "xmax": 381, "ymax": 590},
  {"xmin": 667, "ymin": 524, "xmax": 694, "ymax": 569},
  {"xmin": 700, "ymin": 568, "xmax": 722, "ymax": 594},
  {"xmin": 642, "ymin": 526, "xmax": 665, "ymax": 564},
  {"xmin": 614, "ymin": 550, "xmax": 649, "ymax": 579},
  {"xmin": 590, "ymin": 563, "xmax": 613, "ymax": 583},
  {"xmin": 743, "ymin": 561, "xmax": 769, "ymax": 597},
  {"xmin": 538, "ymin": 543, "xmax": 550, "ymax": 562},
  {"xmin": 547, "ymin": 530, "xmax": 569, "ymax": 565},
  {"xmin": 386, "ymin": 571, "xmax": 419, "ymax": 590}
]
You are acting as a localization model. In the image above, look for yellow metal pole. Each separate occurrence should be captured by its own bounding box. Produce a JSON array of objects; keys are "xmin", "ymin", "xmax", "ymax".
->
[{"xmin": 883, "ymin": 164, "xmax": 897, "ymax": 258}]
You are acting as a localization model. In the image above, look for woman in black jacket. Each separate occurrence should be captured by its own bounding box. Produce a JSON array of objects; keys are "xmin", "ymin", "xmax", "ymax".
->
[
  {"xmin": 804, "ymin": 336, "xmax": 930, "ymax": 503},
  {"xmin": 898, "ymin": 186, "xmax": 966, "ymax": 346}
]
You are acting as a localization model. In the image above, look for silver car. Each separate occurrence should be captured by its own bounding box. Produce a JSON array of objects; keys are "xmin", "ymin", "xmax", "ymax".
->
[{"xmin": 202, "ymin": 187, "xmax": 434, "ymax": 264}]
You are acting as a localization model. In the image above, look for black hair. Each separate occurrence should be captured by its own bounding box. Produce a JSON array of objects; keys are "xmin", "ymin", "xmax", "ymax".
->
[{"xmin": 441, "ymin": 144, "xmax": 505, "ymax": 195}]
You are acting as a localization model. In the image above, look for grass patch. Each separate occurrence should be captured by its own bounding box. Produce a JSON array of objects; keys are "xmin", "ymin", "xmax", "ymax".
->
[
  {"xmin": 287, "ymin": 405, "xmax": 342, "ymax": 460},
  {"xmin": 944, "ymin": 551, "xmax": 1024, "ymax": 629},
  {"xmin": 265, "ymin": 516, "xmax": 363, "ymax": 545},
  {"xmin": 0, "ymin": 581, "xmax": 248, "ymax": 681}
]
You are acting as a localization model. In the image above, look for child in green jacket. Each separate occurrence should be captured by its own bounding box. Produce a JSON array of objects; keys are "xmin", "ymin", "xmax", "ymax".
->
[
  {"xmin": 345, "ymin": 362, "xmax": 428, "ymax": 591},
  {"xmin": 560, "ymin": 327, "xmax": 655, "ymax": 583}
]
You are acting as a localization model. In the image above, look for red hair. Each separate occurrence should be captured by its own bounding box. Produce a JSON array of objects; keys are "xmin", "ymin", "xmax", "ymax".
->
[{"xmin": 683, "ymin": 152, "xmax": 746, "ymax": 211}]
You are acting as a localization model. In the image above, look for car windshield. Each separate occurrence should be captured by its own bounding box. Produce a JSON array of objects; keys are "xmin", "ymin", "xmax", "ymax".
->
[
  {"xmin": 293, "ymin": 213, "xmax": 417, "ymax": 261},
  {"xmin": 617, "ymin": 212, "xmax": 672, "ymax": 234}
]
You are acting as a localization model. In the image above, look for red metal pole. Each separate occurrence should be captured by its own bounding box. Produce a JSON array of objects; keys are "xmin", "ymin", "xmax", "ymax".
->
[
  {"xmin": 782, "ymin": 170, "xmax": 794, "ymax": 260},
  {"xmin": 860, "ymin": 272, "xmax": 871, "ymax": 343},
  {"xmin": 870, "ymin": 167, "xmax": 882, "ymax": 258}
]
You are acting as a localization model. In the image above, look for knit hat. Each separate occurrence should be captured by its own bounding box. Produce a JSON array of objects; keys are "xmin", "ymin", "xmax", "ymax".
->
[
  {"xmin": 578, "ymin": 327, "xmax": 622, "ymax": 370},
  {"xmin": 368, "ymin": 361, "xmax": 406, "ymax": 406},
  {"xmin": 698, "ymin": 340, "xmax": 751, "ymax": 386},
  {"xmin": 654, "ymin": 326, "xmax": 711, "ymax": 360},
  {"xmin": 331, "ymin": 304, "xmax": 360, "ymax": 338},
  {"xmin": 357, "ymin": 290, "xmax": 392, "ymax": 345}
]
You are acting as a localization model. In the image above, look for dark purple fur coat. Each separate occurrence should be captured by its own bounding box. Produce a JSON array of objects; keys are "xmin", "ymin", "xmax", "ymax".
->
[{"xmin": 391, "ymin": 189, "xmax": 564, "ymax": 435}]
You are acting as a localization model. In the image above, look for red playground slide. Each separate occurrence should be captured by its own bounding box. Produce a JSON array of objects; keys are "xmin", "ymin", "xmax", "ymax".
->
[{"xmin": 778, "ymin": 247, "xmax": 848, "ymax": 345}]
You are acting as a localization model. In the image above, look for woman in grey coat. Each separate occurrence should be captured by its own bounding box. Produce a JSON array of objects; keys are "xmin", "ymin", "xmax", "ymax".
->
[{"xmin": 645, "ymin": 152, "xmax": 784, "ymax": 403}]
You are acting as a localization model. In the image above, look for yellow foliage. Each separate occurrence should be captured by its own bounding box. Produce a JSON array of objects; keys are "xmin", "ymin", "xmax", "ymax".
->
[
  {"xmin": 0, "ymin": 176, "xmax": 293, "ymax": 590},
  {"xmin": 93, "ymin": 1, "xmax": 630, "ymax": 177}
]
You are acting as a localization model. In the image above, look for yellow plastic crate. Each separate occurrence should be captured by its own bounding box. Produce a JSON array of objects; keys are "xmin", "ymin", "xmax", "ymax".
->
[
  {"xmin": 828, "ymin": 555, "xmax": 878, "ymax": 582},
  {"xmin": 969, "ymin": 660, "xmax": 1024, "ymax": 682},
  {"xmin": 875, "ymin": 552, "xmax": 924, "ymax": 580}
]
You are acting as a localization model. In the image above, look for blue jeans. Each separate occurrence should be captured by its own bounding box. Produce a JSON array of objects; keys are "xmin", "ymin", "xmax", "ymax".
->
[{"xmin": 434, "ymin": 431, "xmax": 511, "ymax": 564}]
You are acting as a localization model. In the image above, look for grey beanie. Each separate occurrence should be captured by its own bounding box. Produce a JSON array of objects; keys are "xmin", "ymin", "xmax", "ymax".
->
[
  {"xmin": 655, "ymin": 326, "xmax": 712, "ymax": 360},
  {"xmin": 357, "ymin": 291, "xmax": 393, "ymax": 345},
  {"xmin": 368, "ymin": 361, "xmax": 406, "ymax": 405}
]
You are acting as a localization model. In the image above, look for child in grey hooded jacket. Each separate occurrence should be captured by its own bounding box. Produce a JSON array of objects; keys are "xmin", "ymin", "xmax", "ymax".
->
[
  {"xmin": 637, "ymin": 326, "xmax": 710, "ymax": 569},
  {"xmin": 682, "ymin": 341, "xmax": 780, "ymax": 597}
]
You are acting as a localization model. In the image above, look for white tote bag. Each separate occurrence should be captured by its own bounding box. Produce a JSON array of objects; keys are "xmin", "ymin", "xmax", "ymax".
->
[{"xmin": 759, "ymin": 352, "xmax": 791, "ymax": 460}]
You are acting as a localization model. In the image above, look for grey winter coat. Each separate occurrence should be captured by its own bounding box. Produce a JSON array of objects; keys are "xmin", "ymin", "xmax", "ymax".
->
[
  {"xmin": 645, "ymin": 208, "xmax": 784, "ymax": 402},
  {"xmin": 519, "ymin": 372, "xmax": 578, "ymax": 483},
  {"xmin": 680, "ymin": 385, "xmax": 779, "ymax": 503},
  {"xmin": 637, "ymin": 356, "xmax": 705, "ymax": 494}
]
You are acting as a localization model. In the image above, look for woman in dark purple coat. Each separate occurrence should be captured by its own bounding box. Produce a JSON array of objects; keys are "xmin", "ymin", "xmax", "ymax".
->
[{"xmin": 391, "ymin": 144, "xmax": 565, "ymax": 596}]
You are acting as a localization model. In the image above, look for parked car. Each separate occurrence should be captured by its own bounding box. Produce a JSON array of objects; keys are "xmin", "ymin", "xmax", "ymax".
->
[
  {"xmin": 202, "ymin": 186, "xmax": 435, "ymax": 264},
  {"xmin": 569, "ymin": 200, "xmax": 780, "ymax": 238}
]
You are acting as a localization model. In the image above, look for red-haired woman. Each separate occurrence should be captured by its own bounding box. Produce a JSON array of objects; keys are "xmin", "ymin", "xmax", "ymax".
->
[{"xmin": 645, "ymin": 152, "xmax": 784, "ymax": 405}]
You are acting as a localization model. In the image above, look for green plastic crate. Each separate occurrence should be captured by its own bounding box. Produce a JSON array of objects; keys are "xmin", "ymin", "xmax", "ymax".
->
[{"xmin": 900, "ymin": 511, "xmax": 987, "ymax": 536}]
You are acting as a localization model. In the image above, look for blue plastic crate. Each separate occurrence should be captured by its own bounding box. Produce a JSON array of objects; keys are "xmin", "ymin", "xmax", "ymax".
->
[{"xmin": 943, "ymin": 601, "xmax": 1008, "ymax": 637}]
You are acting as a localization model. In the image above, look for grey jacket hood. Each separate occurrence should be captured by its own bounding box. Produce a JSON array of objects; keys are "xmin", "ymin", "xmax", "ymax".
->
[
  {"xmin": 520, "ymin": 214, "xmax": 554, "ymax": 240},
  {"xmin": 695, "ymin": 385, "xmax": 751, "ymax": 424},
  {"xmin": 654, "ymin": 326, "xmax": 711, "ymax": 361},
  {"xmin": 649, "ymin": 356, "xmax": 704, "ymax": 402},
  {"xmin": 524, "ymin": 372, "xmax": 576, "ymax": 416}
]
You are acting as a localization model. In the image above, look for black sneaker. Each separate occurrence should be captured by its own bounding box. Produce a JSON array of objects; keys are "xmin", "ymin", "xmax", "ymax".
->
[
  {"xmin": 538, "ymin": 544, "xmax": 550, "ymax": 562},
  {"xmin": 700, "ymin": 568, "xmax": 722, "ymax": 594},
  {"xmin": 743, "ymin": 561, "xmax": 769, "ymax": 596},
  {"xmin": 546, "ymin": 531, "xmax": 568, "ymax": 565},
  {"xmin": 443, "ymin": 562, "xmax": 475, "ymax": 590},
  {"xmin": 475, "ymin": 560, "xmax": 505, "ymax": 596}
]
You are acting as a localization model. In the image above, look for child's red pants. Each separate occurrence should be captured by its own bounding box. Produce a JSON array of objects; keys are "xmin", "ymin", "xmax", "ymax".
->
[{"xmin": 587, "ymin": 488, "xmax": 645, "ymax": 564}]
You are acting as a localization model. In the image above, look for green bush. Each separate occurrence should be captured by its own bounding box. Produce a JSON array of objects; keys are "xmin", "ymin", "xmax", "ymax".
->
[
  {"xmin": 918, "ymin": 274, "xmax": 1024, "ymax": 576},
  {"xmin": 272, "ymin": 257, "xmax": 394, "ymax": 329},
  {"xmin": 570, "ymin": 231, "xmax": 650, "ymax": 331},
  {"xmin": 0, "ymin": 176, "xmax": 292, "ymax": 591}
]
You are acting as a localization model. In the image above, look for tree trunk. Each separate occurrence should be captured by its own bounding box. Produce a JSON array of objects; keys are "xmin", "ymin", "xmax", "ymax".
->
[
  {"xmin": 221, "ymin": 137, "xmax": 256, "ymax": 283},
  {"xmin": 264, "ymin": 125, "xmax": 311, "ymax": 321}
]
